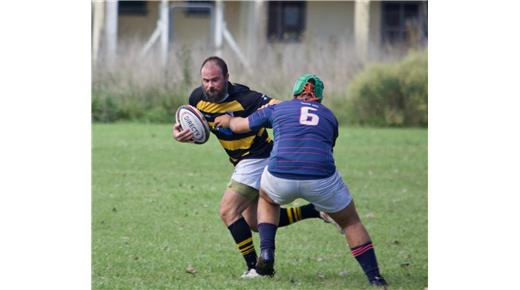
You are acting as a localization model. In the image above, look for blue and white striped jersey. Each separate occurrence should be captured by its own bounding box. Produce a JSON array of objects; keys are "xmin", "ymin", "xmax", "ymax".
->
[{"xmin": 248, "ymin": 99, "xmax": 339, "ymax": 180}]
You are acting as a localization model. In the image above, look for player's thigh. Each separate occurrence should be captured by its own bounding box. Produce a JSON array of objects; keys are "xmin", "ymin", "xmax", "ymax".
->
[
  {"xmin": 260, "ymin": 167, "xmax": 298, "ymax": 206},
  {"xmin": 300, "ymin": 171, "xmax": 352, "ymax": 213}
]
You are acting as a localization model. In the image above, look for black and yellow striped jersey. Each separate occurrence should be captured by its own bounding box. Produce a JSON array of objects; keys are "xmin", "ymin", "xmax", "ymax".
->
[{"xmin": 189, "ymin": 82, "xmax": 278, "ymax": 166}]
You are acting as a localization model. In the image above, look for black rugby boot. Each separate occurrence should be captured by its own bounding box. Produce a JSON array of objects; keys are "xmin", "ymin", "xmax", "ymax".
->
[
  {"xmin": 369, "ymin": 275, "xmax": 388, "ymax": 288},
  {"xmin": 256, "ymin": 248, "xmax": 275, "ymax": 277}
]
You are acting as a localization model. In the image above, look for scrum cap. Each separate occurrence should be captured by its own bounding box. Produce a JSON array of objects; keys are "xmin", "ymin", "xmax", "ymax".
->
[{"xmin": 292, "ymin": 73, "xmax": 324, "ymax": 100}]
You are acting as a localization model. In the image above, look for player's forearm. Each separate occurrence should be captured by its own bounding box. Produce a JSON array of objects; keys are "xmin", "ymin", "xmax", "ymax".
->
[{"xmin": 229, "ymin": 117, "xmax": 251, "ymax": 133}]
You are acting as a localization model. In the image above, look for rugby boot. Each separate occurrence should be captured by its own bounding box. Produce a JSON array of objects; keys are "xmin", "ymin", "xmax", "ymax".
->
[{"xmin": 256, "ymin": 248, "xmax": 275, "ymax": 277}]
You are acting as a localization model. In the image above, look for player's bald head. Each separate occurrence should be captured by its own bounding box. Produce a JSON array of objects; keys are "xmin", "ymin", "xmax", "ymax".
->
[{"xmin": 201, "ymin": 56, "xmax": 228, "ymax": 76}]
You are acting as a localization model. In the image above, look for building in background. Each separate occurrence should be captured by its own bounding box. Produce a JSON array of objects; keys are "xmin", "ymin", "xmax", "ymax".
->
[{"xmin": 92, "ymin": 0, "xmax": 427, "ymax": 64}]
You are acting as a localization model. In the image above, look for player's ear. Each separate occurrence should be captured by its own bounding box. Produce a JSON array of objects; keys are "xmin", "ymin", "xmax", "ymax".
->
[{"xmin": 224, "ymin": 73, "xmax": 229, "ymax": 81}]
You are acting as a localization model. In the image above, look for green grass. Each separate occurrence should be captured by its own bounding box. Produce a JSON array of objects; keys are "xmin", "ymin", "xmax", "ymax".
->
[{"xmin": 92, "ymin": 123, "xmax": 427, "ymax": 289}]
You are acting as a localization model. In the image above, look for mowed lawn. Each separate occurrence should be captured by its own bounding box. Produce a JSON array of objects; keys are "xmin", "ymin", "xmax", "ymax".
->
[{"xmin": 92, "ymin": 123, "xmax": 427, "ymax": 290}]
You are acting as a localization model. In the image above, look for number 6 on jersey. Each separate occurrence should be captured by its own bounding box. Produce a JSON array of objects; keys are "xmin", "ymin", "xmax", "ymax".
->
[{"xmin": 299, "ymin": 107, "xmax": 320, "ymax": 125}]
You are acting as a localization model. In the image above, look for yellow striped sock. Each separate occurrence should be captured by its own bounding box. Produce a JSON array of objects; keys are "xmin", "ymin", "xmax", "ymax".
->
[
  {"xmin": 237, "ymin": 237, "xmax": 252, "ymax": 248},
  {"xmin": 287, "ymin": 208, "xmax": 294, "ymax": 224},
  {"xmin": 297, "ymin": 207, "xmax": 302, "ymax": 221},
  {"xmin": 237, "ymin": 237, "xmax": 255, "ymax": 256}
]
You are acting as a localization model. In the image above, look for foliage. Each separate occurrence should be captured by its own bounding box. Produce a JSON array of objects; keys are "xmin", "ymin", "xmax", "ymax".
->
[
  {"xmin": 346, "ymin": 50, "xmax": 428, "ymax": 127},
  {"xmin": 91, "ymin": 88, "xmax": 185, "ymax": 123}
]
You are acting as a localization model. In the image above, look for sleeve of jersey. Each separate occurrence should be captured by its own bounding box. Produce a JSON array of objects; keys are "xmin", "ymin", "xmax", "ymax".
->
[
  {"xmin": 248, "ymin": 106, "xmax": 274, "ymax": 131},
  {"xmin": 247, "ymin": 91, "xmax": 279, "ymax": 110},
  {"xmin": 188, "ymin": 88, "xmax": 200, "ymax": 107}
]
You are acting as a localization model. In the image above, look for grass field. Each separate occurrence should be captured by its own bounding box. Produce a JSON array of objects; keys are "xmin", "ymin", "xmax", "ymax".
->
[{"xmin": 92, "ymin": 123, "xmax": 427, "ymax": 289}]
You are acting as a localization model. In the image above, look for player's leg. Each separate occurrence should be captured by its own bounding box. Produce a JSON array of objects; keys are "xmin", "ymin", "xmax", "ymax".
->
[
  {"xmin": 222, "ymin": 159, "xmax": 269, "ymax": 277},
  {"xmin": 219, "ymin": 184, "xmax": 259, "ymax": 277},
  {"xmin": 328, "ymin": 200, "xmax": 370, "ymax": 246},
  {"xmin": 255, "ymin": 188, "xmax": 279, "ymax": 277},
  {"xmin": 226, "ymin": 180, "xmax": 260, "ymax": 231},
  {"xmin": 243, "ymin": 195, "xmax": 323, "ymax": 230},
  {"xmin": 317, "ymin": 172, "xmax": 386, "ymax": 287},
  {"xmin": 255, "ymin": 167, "xmax": 297, "ymax": 276},
  {"xmin": 278, "ymin": 203, "xmax": 322, "ymax": 227},
  {"xmin": 301, "ymin": 171, "xmax": 387, "ymax": 287},
  {"xmin": 328, "ymin": 201, "xmax": 387, "ymax": 287},
  {"xmin": 257, "ymin": 188, "xmax": 280, "ymax": 225}
]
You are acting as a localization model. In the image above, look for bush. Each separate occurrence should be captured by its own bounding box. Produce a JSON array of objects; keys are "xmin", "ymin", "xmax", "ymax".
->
[{"xmin": 346, "ymin": 50, "xmax": 428, "ymax": 127}]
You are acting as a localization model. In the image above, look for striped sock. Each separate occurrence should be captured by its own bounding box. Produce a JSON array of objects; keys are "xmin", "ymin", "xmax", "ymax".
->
[
  {"xmin": 351, "ymin": 241, "xmax": 382, "ymax": 282},
  {"xmin": 279, "ymin": 204, "xmax": 320, "ymax": 227},
  {"xmin": 227, "ymin": 217, "xmax": 257, "ymax": 270}
]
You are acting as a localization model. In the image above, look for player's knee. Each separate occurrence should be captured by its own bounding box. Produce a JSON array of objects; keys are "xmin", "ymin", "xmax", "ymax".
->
[
  {"xmin": 343, "ymin": 201, "xmax": 362, "ymax": 223},
  {"xmin": 219, "ymin": 203, "xmax": 241, "ymax": 224}
]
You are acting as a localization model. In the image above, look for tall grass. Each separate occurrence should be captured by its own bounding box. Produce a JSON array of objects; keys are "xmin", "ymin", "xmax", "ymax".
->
[{"xmin": 92, "ymin": 39, "xmax": 426, "ymax": 125}]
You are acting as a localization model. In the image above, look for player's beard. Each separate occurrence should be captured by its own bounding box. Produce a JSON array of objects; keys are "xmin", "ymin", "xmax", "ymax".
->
[{"xmin": 203, "ymin": 82, "xmax": 229, "ymax": 103}]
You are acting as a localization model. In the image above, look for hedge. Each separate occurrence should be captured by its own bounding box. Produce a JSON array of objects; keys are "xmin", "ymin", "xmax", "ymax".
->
[{"xmin": 346, "ymin": 50, "xmax": 428, "ymax": 127}]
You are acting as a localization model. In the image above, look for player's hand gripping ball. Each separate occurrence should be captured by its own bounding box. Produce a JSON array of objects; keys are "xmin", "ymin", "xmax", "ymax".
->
[{"xmin": 175, "ymin": 105, "xmax": 210, "ymax": 144}]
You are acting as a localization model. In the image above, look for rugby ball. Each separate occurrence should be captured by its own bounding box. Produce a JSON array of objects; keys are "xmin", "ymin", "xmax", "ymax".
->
[{"xmin": 175, "ymin": 105, "xmax": 210, "ymax": 144}]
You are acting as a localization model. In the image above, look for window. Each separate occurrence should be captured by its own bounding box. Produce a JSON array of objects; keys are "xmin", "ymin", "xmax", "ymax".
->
[
  {"xmin": 184, "ymin": 1, "xmax": 213, "ymax": 17},
  {"xmin": 268, "ymin": 1, "xmax": 306, "ymax": 42},
  {"xmin": 381, "ymin": 1, "xmax": 427, "ymax": 45},
  {"xmin": 118, "ymin": 1, "xmax": 148, "ymax": 16}
]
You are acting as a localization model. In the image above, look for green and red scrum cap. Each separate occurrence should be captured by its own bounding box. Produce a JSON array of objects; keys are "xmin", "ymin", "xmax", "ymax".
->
[{"xmin": 292, "ymin": 73, "xmax": 324, "ymax": 100}]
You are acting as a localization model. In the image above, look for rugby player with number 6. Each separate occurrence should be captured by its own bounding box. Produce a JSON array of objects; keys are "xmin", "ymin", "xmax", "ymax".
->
[{"xmin": 215, "ymin": 74, "xmax": 388, "ymax": 287}]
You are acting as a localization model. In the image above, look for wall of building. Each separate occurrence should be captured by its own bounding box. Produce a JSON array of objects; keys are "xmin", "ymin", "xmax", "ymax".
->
[
  {"xmin": 117, "ymin": 1, "xmax": 158, "ymax": 41},
  {"xmin": 115, "ymin": 1, "xmax": 383, "ymax": 52},
  {"xmin": 306, "ymin": 1, "xmax": 355, "ymax": 45},
  {"xmin": 170, "ymin": 5, "xmax": 212, "ymax": 46}
]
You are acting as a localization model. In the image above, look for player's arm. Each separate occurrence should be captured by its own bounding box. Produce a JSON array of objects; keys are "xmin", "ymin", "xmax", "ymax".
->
[
  {"xmin": 230, "ymin": 117, "xmax": 251, "ymax": 133},
  {"xmin": 215, "ymin": 105, "xmax": 273, "ymax": 133},
  {"xmin": 213, "ymin": 115, "xmax": 251, "ymax": 133}
]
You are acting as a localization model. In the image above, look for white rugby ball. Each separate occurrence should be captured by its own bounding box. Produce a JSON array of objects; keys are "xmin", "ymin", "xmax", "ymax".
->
[{"xmin": 175, "ymin": 105, "xmax": 210, "ymax": 144}]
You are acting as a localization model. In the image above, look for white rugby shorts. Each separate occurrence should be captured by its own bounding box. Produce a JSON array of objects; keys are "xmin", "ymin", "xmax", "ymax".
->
[
  {"xmin": 260, "ymin": 167, "xmax": 352, "ymax": 213},
  {"xmin": 231, "ymin": 158, "xmax": 269, "ymax": 190}
]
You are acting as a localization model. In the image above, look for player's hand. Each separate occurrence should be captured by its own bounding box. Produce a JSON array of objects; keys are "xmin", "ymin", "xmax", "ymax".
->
[
  {"xmin": 172, "ymin": 122, "xmax": 194, "ymax": 143},
  {"xmin": 214, "ymin": 115, "xmax": 232, "ymax": 128}
]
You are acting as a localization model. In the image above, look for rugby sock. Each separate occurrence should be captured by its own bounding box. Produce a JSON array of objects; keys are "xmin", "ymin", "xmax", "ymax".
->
[
  {"xmin": 350, "ymin": 241, "xmax": 382, "ymax": 282},
  {"xmin": 258, "ymin": 223, "xmax": 277, "ymax": 251},
  {"xmin": 278, "ymin": 203, "xmax": 320, "ymax": 227},
  {"xmin": 227, "ymin": 217, "xmax": 257, "ymax": 270}
]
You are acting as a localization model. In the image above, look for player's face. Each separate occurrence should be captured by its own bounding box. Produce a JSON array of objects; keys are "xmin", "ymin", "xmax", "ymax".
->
[{"xmin": 201, "ymin": 62, "xmax": 228, "ymax": 103}]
